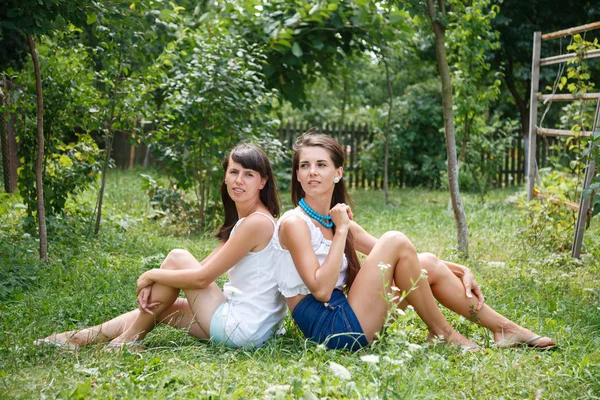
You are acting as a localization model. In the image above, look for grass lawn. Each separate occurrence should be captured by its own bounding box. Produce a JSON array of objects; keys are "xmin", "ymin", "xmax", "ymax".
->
[{"xmin": 1, "ymin": 168, "xmax": 599, "ymax": 399}]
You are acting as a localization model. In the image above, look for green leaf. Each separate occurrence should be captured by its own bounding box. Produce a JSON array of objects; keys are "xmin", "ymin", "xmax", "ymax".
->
[
  {"xmin": 593, "ymin": 129, "xmax": 600, "ymax": 139},
  {"xmin": 277, "ymin": 39, "xmax": 292, "ymax": 48},
  {"xmin": 86, "ymin": 12, "xmax": 97, "ymax": 25},
  {"xmin": 1, "ymin": 21, "xmax": 16, "ymax": 30},
  {"xmin": 389, "ymin": 10, "xmax": 408, "ymax": 24},
  {"xmin": 292, "ymin": 42, "xmax": 303, "ymax": 58},
  {"xmin": 59, "ymin": 155, "xmax": 73, "ymax": 167},
  {"xmin": 558, "ymin": 76, "xmax": 567, "ymax": 90}
]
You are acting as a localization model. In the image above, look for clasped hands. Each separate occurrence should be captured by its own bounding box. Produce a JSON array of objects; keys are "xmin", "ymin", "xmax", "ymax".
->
[{"xmin": 136, "ymin": 269, "xmax": 161, "ymax": 315}]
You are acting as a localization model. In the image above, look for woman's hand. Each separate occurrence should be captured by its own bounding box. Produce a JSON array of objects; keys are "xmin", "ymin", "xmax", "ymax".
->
[
  {"xmin": 136, "ymin": 269, "xmax": 156, "ymax": 294},
  {"xmin": 330, "ymin": 203, "xmax": 352, "ymax": 230},
  {"xmin": 461, "ymin": 268, "xmax": 485, "ymax": 311},
  {"xmin": 137, "ymin": 285, "xmax": 161, "ymax": 315}
]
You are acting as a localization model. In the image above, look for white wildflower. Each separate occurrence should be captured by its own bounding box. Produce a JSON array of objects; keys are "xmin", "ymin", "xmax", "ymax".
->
[
  {"xmin": 264, "ymin": 385, "xmax": 291, "ymax": 395},
  {"xmin": 420, "ymin": 268, "xmax": 428, "ymax": 276},
  {"xmin": 360, "ymin": 355, "xmax": 380, "ymax": 364},
  {"xmin": 406, "ymin": 305, "xmax": 414, "ymax": 312},
  {"xmin": 407, "ymin": 343, "xmax": 422, "ymax": 352},
  {"xmin": 396, "ymin": 308, "xmax": 406, "ymax": 316},
  {"xmin": 378, "ymin": 262, "xmax": 391, "ymax": 271},
  {"xmin": 383, "ymin": 356, "xmax": 404, "ymax": 365},
  {"xmin": 329, "ymin": 362, "xmax": 352, "ymax": 380},
  {"xmin": 390, "ymin": 286, "xmax": 400, "ymax": 292},
  {"xmin": 487, "ymin": 261, "xmax": 506, "ymax": 268}
]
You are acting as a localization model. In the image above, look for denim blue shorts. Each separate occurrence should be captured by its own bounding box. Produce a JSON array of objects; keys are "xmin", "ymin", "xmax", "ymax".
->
[{"xmin": 291, "ymin": 289, "xmax": 368, "ymax": 351}]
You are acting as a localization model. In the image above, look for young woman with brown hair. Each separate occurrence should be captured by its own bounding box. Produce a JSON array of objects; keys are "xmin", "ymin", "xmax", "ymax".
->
[
  {"xmin": 272, "ymin": 133, "xmax": 555, "ymax": 351},
  {"xmin": 35, "ymin": 143, "xmax": 287, "ymax": 350}
]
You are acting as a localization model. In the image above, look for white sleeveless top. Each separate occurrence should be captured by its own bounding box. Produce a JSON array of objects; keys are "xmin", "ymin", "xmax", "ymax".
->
[
  {"xmin": 272, "ymin": 208, "xmax": 348, "ymax": 298},
  {"xmin": 221, "ymin": 212, "xmax": 288, "ymax": 344}
]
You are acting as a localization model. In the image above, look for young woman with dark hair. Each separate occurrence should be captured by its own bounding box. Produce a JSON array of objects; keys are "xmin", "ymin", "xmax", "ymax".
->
[
  {"xmin": 35, "ymin": 143, "xmax": 287, "ymax": 350},
  {"xmin": 273, "ymin": 133, "xmax": 555, "ymax": 351}
]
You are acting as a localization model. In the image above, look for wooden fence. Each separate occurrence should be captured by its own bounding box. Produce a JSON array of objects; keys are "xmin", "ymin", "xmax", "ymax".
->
[{"xmin": 110, "ymin": 124, "xmax": 560, "ymax": 189}]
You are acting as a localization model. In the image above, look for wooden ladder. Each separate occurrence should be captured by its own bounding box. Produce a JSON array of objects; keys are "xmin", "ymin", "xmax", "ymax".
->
[{"xmin": 526, "ymin": 22, "xmax": 600, "ymax": 257}]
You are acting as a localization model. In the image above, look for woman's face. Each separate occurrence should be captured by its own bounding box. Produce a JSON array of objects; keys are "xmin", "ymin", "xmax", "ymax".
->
[
  {"xmin": 225, "ymin": 157, "xmax": 266, "ymax": 203},
  {"xmin": 297, "ymin": 146, "xmax": 342, "ymax": 197}
]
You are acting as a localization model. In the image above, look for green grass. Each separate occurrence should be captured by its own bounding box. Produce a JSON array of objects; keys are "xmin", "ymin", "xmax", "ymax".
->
[{"xmin": 1, "ymin": 169, "xmax": 599, "ymax": 399}]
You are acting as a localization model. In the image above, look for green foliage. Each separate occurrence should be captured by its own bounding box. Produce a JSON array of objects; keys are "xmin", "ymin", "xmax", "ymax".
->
[
  {"xmin": 3, "ymin": 40, "xmax": 107, "ymax": 220},
  {"xmin": 18, "ymin": 133, "xmax": 105, "ymax": 220},
  {"xmin": 0, "ymin": 0, "xmax": 96, "ymax": 36},
  {"xmin": 151, "ymin": 27, "xmax": 280, "ymax": 222},
  {"xmin": 216, "ymin": 0, "xmax": 412, "ymax": 106},
  {"xmin": 562, "ymin": 34, "xmax": 600, "ymax": 97},
  {"xmin": 446, "ymin": 0, "xmax": 505, "ymax": 200},
  {"xmin": 551, "ymin": 34, "xmax": 600, "ymax": 218},
  {"xmin": 456, "ymin": 117, "xmax": 518, "ymax": 199},
  {"xmin": 518, "ymin": 169, "xmax": 581, "ymax": 252},
  {"xmin": 140, "ymin": 173, "xmax": 204, "ymax": 236}
]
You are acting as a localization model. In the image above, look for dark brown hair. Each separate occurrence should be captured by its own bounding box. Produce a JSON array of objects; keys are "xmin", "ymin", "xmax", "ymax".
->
[
  {"xmin": 291, "ymin": 132, "xmax": 361, "ymax": 289},
  {"xmin": 216, "ymin": 143, "xmax": 280, "ymax": 241}
]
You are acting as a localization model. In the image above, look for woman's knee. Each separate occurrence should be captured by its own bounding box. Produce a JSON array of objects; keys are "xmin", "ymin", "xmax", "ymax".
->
[
  {"xmin": 161, "ymin": 249, "xmax": 193, "ymax": 270},
  {"xmin": 418, "ymin": 252, "xmax": 444, "ymax": 281},
  {"xmin": 379, "ymin": 231, "xmax": 416, "ymax": 255}
]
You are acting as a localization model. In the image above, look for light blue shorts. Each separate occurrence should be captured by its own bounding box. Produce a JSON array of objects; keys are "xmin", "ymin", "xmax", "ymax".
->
[{"xmin": 209, "ymin": 301, "xmax": 273, "ymax": 349}]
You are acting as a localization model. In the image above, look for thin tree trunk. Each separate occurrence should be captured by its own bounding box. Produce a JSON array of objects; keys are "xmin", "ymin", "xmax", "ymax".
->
[
  {"xmin": 0, "ymin": 77, "xmax": 16, "ymax": 192},
  {"xmin": 27, "ymin": 35, "xmax": 48, "ymax": 262},
  {"xmin": 94, "ymin": 132, "xmax": 115, "ymax": 234},
  {"xmin": 94, "ymin": 47, "xmax": 122, "ymax": 234},
  {"xmin": 426, "ymin": 0, "xmax": 469, "ymax": 255},
  {"xmin": 383, "ymin": 57, "xmax": 393, "ymax": 204}
]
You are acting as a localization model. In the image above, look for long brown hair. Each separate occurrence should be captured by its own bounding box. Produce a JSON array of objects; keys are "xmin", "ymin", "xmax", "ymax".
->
[
  {"xmin": 291, "ymin": 133, "xmax": 361, "ymax": 289},
  {"xmin": 216, "ymin": 143, "xmax": 280, "ymax": 241}
]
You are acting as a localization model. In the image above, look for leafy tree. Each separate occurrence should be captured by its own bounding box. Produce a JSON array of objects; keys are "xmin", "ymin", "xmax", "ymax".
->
[
  {"xmin": 13, "ymin": 38, "xmax": 105, "ymax": 221},
  {"xmin": 151, "ymin": 26, "xmax": 280, "ymax": 223},
  {"xmin": 216, "ymin": 0, "xmax": 411, "ymax": 106},
  {"xmin": 411, "ymin": 0, "xmax": 469, "ymax": 254},
  {"xmin": 1, "ymin": 0, "xmax": 97, "ymax": 261},
  {"xmin": 446, "ymin": 0, "xmax": 506, "ymax": 201}
]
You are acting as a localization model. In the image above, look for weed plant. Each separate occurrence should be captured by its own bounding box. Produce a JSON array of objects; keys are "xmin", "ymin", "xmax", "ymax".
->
[{"xmin": 1, "ymin": 170, "xmax": 599, "ymax": 398}]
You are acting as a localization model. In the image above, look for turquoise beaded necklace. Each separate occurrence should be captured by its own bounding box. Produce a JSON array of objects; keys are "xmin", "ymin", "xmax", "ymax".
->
[{"xmin": 298, "ymin": 198, "xmax": 333, "ymax": 228}]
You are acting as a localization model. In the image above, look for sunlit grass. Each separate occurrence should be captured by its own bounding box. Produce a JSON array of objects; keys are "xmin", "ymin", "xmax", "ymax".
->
[{"xmin": 1, "ymin": 170, "xmax": 599, "ymax": 398}]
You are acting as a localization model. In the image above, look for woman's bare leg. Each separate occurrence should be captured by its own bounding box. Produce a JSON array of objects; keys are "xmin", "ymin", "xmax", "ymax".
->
[
  {"xmin": 348, "ymin": 231, "xmax": 476, "ymax": 347},
  {"xmin": 109, "ymin": 249, "xmax": 226, "ymax": 345},
  {"xmin": 37, "ymin": 296, "xmax": 215, "ymax": 348},
  {"xmin": 418, "ymin": 253, "xmax": 555, "ymax": 347}
]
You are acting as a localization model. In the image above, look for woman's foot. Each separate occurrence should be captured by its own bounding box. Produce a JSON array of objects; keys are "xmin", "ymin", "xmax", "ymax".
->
[
  {"xmin": 34, "ymin": 331, "xmax": 87, "ymax": 349},
  {"xmin": 427, "ymin": 329, "xmax": 479, "ymax": 350},
  {"xmin": 493, "ymin": 327, "xmax": 556, "ymax": 350}
]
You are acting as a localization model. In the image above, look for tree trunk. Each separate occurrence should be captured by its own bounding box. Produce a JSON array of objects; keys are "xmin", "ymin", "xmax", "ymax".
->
[
  {"xmin": 1, "ymin": 77, "xmax": 19, "ymax": 193},
  {"xmin": 27, "ymin": 35, "xmax": 48, "ymax": 262},
  {"xmin": 426, "ymin": 0, "xmax": 469, "ymax": 255},
  {"xmin": 383, "ymin": 57, "xmax": 393, "ymax": 204},
  {"xmin": 94, "ymin": 41, "xmax": 123, "ymax": 234},
  {"xmin": 94, "ymin": 133, "xmax": 114, "ymax": 234}
]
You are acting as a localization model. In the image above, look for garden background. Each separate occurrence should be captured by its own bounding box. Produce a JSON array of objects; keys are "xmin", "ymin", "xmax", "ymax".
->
[{"xmin": 1, "ymin": 0, "xmax": 600, "ymax": 398}]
